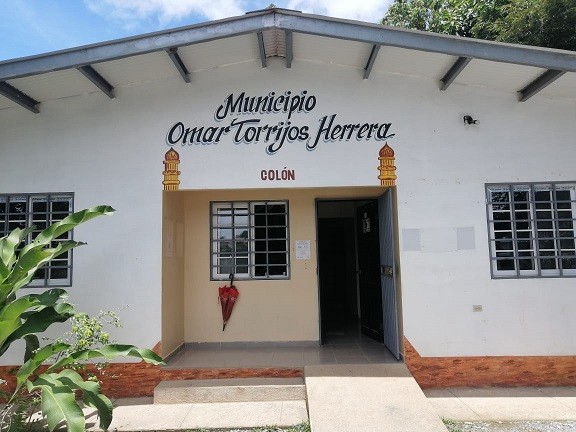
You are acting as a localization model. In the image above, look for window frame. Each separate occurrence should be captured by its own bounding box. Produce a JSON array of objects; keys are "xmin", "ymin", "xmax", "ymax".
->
[
  {"xmin": 485, "ymin": 182, "xmax": 576, "ymax": 279},
  {"xmin": 210, "ymin": 200, "xmax": 290, "ymax": 281},
  {"xmin": 0, "ymin": 192, "xmax": 75, "ymax": 287}
]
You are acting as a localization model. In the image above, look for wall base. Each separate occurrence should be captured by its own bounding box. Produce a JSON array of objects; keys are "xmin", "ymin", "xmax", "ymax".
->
[
  {"xmin": 404, "ymin": 338, "xmax": 576, "ymax": 388},
  {"xmin": 4, "ymin": 338, "xmax": 576, "ymax": 399},
  {"xmin": 0, "ymin": 364, "xmax": 303, "ymax": 398}
]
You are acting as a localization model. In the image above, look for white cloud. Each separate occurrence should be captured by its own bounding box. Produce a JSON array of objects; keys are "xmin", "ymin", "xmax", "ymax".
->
[
  {"xmin": 84, "ymin": 0, "xmax": 393, "ymax": 28},
  {"xmin": 285, "ymin": 0, "xmax": 392, "ymax": 23},
  {"xmin": 85, "ymin": 0, "xmax": 245, "ymax": 25}
]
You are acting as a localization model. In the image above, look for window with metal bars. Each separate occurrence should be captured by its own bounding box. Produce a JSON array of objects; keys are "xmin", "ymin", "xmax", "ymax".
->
[
  {"xmin": 0, "ymin": 193, "xmax": 74, "ymax": 287},
  {"xmin": 210, "ymin": 201, "xmax": 289, "ymax": 280},
  {"xmin": 486, "ymin": 183, "xmax": 576, "ymax": 278}
]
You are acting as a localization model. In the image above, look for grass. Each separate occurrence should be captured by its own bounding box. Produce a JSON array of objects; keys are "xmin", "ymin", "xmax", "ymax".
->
[
  {"xmin": 185, "ymin": 422, "xmax": 311, "ymax": 432},
  {"xmin": 442, "ymin": 418, "xmax": 463, "ymax": 432}
]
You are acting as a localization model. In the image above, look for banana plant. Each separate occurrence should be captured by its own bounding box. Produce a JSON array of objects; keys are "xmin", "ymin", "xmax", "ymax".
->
[{"xmin": 0, "ymin": 206, "xmax": 164, "ymax": 432}]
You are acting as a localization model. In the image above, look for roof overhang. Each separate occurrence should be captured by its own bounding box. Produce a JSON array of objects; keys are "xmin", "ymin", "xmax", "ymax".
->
[{"xmin": 1, "ymin": 8, "xmax": 576, "ymax": 114}]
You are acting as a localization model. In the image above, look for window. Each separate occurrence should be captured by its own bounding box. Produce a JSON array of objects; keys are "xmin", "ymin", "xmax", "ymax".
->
[
  {"xmin": 486, "ymin": 183, "xmax": 576, "ymax": 278},
  {"xmin": 211, "ymin": 201, "xmax": 289, "ymax": 280},
  {"xmin": 0, "ymin": 193, "xmax": 74, "ymax": 286}
]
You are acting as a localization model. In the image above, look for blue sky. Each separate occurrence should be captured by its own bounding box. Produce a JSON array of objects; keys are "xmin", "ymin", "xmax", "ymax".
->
[{"xmin": 0, "ymin": 0, "xmax": 393, "ymax": 61}]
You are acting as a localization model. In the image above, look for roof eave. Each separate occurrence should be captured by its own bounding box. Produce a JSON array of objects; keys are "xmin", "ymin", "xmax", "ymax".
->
[{"xmin": 2, "ymin": 8, "xmax": 576, "ymax": 82}]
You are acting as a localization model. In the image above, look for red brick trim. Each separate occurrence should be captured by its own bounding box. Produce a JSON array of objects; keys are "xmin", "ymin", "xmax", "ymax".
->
[
  {"xmin": 404, "ymin": 337, "xmax": 576, "ymax": 388},
  {"xmin": 0, "ymin": 363, "xmax": 303, "ymax": 398}
]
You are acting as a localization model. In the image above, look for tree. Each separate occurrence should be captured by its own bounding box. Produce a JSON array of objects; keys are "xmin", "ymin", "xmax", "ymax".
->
[
  {"xmin": 494, "ymin": 0, "xmax": 576, "ymax": 51},
  {"xmin": 382, "ymin": 0, "xmax": 505, "ymax": 38},
  {"xmin": 0, "ymin": 206, "xmax": 163, "ymax": 432},
  {"xmin": 382, "ymin": 0, "xmax": 576, "ymax": 50}
]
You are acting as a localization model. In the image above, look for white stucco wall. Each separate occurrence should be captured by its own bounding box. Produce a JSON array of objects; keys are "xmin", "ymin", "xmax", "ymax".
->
[{"xmin": 1, "ymin": 55, "xmax": 575, "ymax": 363}]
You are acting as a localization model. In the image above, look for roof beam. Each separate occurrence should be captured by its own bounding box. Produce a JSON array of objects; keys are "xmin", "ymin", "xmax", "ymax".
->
[
  {"xmin": 274, "ymin": 11, "xmax": 576, "ymax": 73},
  {"xmin": 285, "ymin": 30, "xmax": 293, "ymax": 68},
  {"xmin": 518, "ymin": 69, "xmax": 566, "ymax": 102},
  {"xmin": 0, "ymin": 81, "xmax": 39, "ymax": 113},
  {"xmin": 363, "ymin": 45, "xmax": 380, "ymax": 80},
  {"xmin": 2, "ymin": 10, "xmax": 576, "ymax": 82},
  {"xmin": 167, "ymin": 48, "xmax": 191, "ymax": 83},
  {"xmin": 77, "ymin": 65, "xmax": 115, "ymax": 98},
  {"xmin": 0, "ymin": 12, "xmax": 275, "ymax": 81},
  {"xmin": 257, "ymin": 31, "xmax": 267, "ymax": 67},
  {"xmin": 439, "ymin": 56, "xmax": 471, "ymax": 90}
]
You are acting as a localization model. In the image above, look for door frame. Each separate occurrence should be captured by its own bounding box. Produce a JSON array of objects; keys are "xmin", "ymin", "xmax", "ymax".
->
[{"xmin": 315, "ymin": 192, "xmax": 403, "ymax": 355}]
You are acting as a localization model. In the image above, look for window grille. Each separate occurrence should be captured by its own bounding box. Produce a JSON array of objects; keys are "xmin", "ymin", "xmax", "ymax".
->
[
  {"xmin": 486, "ymin": 183, "xmax": 576, "ymax": 278},
  {"xmin": 210, "ymin": 201, "xmax": 290, "ymax": 280},
  {"xmin": 0, "ymin": 193, "xmax": 74, "ymax": 286}
]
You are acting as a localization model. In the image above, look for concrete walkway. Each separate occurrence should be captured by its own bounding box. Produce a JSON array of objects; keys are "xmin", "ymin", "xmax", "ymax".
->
[
  {"xmin": 305, "ymin": 363, "xmax": 447, "ymax": 432},
  {"xmin": 84, "ymin": 382, "xmax": 576, "ymax": 431},
  {"xmin": 89, "ymin": 399, "xmax": 308, "ymax": 431},
  {"xmin": 424, "ymin": 387, "xmax": 576, "ymax": 421}
]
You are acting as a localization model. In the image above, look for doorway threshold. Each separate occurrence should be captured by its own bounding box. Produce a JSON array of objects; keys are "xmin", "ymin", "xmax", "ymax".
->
[{"xmin": 164, "ymin": 338, "xmax": 398, "ymax": 369}]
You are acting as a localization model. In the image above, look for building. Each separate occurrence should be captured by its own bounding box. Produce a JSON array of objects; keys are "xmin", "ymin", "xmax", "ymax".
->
[{"xmin": 1, "ymin": 8, "xmax": 576, "ymax": 395}]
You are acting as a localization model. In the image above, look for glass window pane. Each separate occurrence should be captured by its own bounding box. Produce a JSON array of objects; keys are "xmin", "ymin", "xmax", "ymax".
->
[
  {"xmin": 537, "ymin": 220, "xmax": 553, "ymax": 229},
  {"xmin": 538, "ymin": 230, "xmax": 554, "ymax": 239},
  {"xmin": 235, "ymin": 242, "xmax": 248, "ymax": 256},
  {"xmin": 268, "ymin": 227, "xmax": 287, "ymax": 239},
  {"xmin": 268, "ymin": 241, "xmax": 287, "ymax": 252},
  {"xmin": 490, "ymin": 191, "xmax": 509, "ymax": 204},
  {"xmin": 496, "ymin": 257, "xmax": 515, "ymax": 271},
  {"xmin": 268, "ymin": 214, "xmax": 286, "ymax": 226},
  {"xmin": 517, "ymin": 240, "xmax": 531, "ymax": 250},
  {"xmin": 268, "ymin": 265, "xmax": 286, "ymax": 276},
  {"xmin": 555, "ymin": 190, "xmax": 571, "ymax": 201},
  {"xmin": 540, "ymin": 258, "xmax": 557, "ymax": 270},
  {"xmin": 50, "ymin": 267, "xmax": 69, "ymax": 280},
  {"xmin": 255, "ymin": 227, "xmax": 266, "ymax": 240},
  {"xmin": 254, "ymin": 240, "xmax": 266, "ymax": 252},
  {"xmin": 218, "ymin": 257, "xmax": 233, "ymax": 275},
  {"xmin": 267, "ymin": 204, "xmax": 286, "ymax": 214},
  {"xmin": 535, "ymin": 190, "xmax": 551, "ymax": 201},
  {"xmin": 539, "ymin": 240, "xmax": 555, "ymax": 250},
  {"xmin": 254, "ymin": 265, "xmax": 267, "ymax": 276},
  {"xmin": 493, "ymin": 211, "xmax": 511, "ymax": 221},
  {"xmin": 32, "ymin": 268, "xmax": 46, "ymax": 280},
  {"xmin": 494, "ymin": 222, "xmax": 512, "ymax": 231},
  {"xmin": 495, "ymin": 240, "xmax": 513, "ymax": 251},
  {"xmin": 217, "ymin": 229, "xmax": 233, "ymax": 240}
]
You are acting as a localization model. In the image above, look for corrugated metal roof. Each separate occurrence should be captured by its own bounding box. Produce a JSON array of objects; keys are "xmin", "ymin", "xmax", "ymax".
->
[{"xmin": 1, "ymin": 8, "xmax": 575, "ymax": 114}]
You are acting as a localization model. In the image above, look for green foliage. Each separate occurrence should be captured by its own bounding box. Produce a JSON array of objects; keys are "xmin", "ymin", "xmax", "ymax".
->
[
  {"xmin": 57, "ymin": 310, "xmax": 121, "ymax": 355},
  {"xmin": 382, "ymin": 0, "xmax": 503, "ymax": 37},
  {"xmin": 382, "ymin": 0, "xmax": 576, "ymax": 50},
  {"xmin": 0, "ymin": 206, "xmax": 164, "ymax": 432},
  {"xmin": 443, "ymin": 418, "xmax": 464, "ymax": 432},
  {"xmin": 493, "ymin": 0, "xmax": 576, "ymax": 50}
]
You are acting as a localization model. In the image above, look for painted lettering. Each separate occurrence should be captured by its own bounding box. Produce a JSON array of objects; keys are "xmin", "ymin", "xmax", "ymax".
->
[
  {"xmin": 167, "ymin": 91, "xmax": 395, "ymax": 155},
  {"xmin": 260, "ymin": 168, "xmax": 296, "ymax": 181},
  {"xmin": 214, "ymin": 90, "xmax": 317, "ymax": 121}
]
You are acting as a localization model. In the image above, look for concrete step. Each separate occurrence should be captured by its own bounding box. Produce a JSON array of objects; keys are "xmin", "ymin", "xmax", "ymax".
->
[{"xmin": 153, "ymin": 377, "xmax": 306, "ymax": 404}]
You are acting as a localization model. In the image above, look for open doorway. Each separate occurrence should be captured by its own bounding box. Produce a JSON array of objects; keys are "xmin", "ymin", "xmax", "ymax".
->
[{"xmin": 316, "ymin": 193, "xmax": 401, "ymax": 359}]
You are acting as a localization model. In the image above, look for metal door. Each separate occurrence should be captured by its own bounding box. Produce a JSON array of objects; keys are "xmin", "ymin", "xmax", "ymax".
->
[
  {"xmin": 356, "ymin": 201, "xmax": 384, "ymax": 342},
  {"xmin": 378, "ymin": 190, "xmax": 401, "ymax": 359}
]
